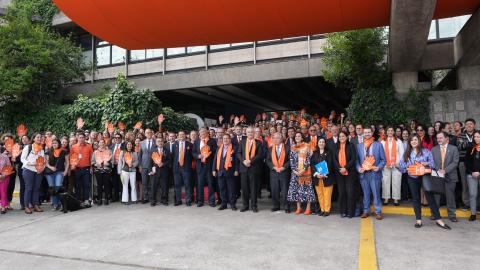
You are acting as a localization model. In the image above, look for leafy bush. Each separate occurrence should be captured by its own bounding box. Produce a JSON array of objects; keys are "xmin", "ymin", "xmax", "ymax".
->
[{"xmin": 0, "ymin": 75, "xmax": 197, "ymax": 135}]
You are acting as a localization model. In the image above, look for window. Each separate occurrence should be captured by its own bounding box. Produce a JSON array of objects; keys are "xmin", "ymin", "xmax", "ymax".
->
[
  {"xmin": 146, "ymin": 49, "xmax": 163, "ymax": 59},
  {"xmin": 82, "ymin": 50, "xmax": 93, "ymax": 64},
  {"xmin": 231, "ymin": 42, "xmax": 253, "ymax": 47},
  {"xmin": 438, "ymin": 15, "xmax": 470, "ymax": 38},
  {"xmin": 130, "ymin": 50, "xmax": 146, "ymax": 61},
  {"xmin": 111, "ymin": 46, "xmax": 126, "ymax": 64},
  {"xmin": 428, "ymin": 21, "xmax": 437, "ymax": 39},
  {"xmin": 167, "ymin": 47, "xmax": 186, "ymax": 56},
  {"xmin": 209, "ymin": 44, "xmax": 231, "ymax": 50},
  {"xmin": 96, "ymin": 46, "xmax": 110, "ymax": 66},
  {"xmin": 186, "ymin": 46, "xmax": 206, "ymax": 54}
]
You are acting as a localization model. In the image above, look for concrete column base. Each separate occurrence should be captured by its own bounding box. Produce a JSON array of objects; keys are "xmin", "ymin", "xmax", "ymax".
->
[
  {"xmin": 393, "ymin": 71, "xmax": 418, "ymax": 99},
  {"xmin": 457, "ymin": 66, "xmax": 480, "ymax": 89}
]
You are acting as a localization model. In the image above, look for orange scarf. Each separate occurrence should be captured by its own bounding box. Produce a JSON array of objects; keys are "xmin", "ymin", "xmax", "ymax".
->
[
  {"xmin": 339, "ymin": 142, "xmax": 348, "ymax": 175},
  {"xmin": 364, "ymin": 137, "xmax": 374, "ymax": 150},
  {"xmin": 216, "ymin": 143, "xmax": 233, "ymax": 170},
  {"xmin": 245, "ymin": 139, "xmax": 256, "ymax": 161},
  {"xmin": 385, "ymin": 138, "xmax": 397, "ymax": 166},
  {"xmin": 53, "ymin": 148, "xmax": 62, "ymax": 158},
  {"xmin": 271, "ymin": 144, "xmax": 285, "ymax": 168},
  {"xmin": 309, "ymin": 136, "xmax": 317, "ymax": 151}
]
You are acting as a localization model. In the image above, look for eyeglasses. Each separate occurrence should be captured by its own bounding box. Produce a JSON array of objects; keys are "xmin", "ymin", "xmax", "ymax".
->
[{"xmin": 416, "ymin": 129, "xmax": 424, "ymax": 132}]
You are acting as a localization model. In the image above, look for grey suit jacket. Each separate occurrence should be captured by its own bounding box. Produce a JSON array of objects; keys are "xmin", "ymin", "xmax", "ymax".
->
[
  {"xmin": 432, "ymin": 144, "xmax": 459, "ymax": 182},
  {"xmin": 138, "ymin": 139, "xmax": 156, "ymax": 169}
]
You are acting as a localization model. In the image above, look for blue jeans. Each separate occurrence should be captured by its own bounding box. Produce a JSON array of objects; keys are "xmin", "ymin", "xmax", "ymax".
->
[
  {"xmin": 23, "ymin": 169, "xmax": 43, "ymax": 207},
  {"xmin": 360, "ymin": 172, "xmax": 382, "ymax": 214},
  {"xmin": 46, "ymin": 171, "xmax": 64, "ymax": 206}
]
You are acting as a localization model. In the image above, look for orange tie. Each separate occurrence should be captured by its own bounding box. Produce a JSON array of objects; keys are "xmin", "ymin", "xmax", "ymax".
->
[
  {"xmin": 179, "ymin": 142, "xmax": 185, "ymax": 166},
  {"xmin": 440, "ymin": 146, "xmax": 446, "ymax": 170},
  {"xmin": 246, "ymin": 139, "xmax": 252, "ymax": 161}
]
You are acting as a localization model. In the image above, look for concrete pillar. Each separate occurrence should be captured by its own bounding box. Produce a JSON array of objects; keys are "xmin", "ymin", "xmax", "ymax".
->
[
  {"xmin": 389, "ymin": 0, "xmax": 437, "ymax": 72},
  {"xmin": 457, "ymin": 65, "xmax": 480, "ymax": 89},
  {"xmin": 393, "ymin": 71, "xmax": 418, "ymax": 99}
]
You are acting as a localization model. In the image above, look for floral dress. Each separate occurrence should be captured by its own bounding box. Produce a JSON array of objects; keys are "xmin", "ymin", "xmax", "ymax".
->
[{"xmin": 287, "ymin": 143, "xmax": 316, "ymax": 202}]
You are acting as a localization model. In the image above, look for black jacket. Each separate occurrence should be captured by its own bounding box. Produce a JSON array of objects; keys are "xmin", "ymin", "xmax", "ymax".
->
[
  {"xmin": 310, "ymin": 150, "xmax": 334, "ymax": 186},
  {"xmin": 237, "ymin": 139, "xmax": 264, "ymax": 174}
]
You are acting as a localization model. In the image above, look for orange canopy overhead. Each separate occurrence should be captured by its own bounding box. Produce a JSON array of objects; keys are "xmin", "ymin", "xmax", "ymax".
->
[{"xmin": 53, "ymin": 0, "xmax": 480, "ymax": 50}]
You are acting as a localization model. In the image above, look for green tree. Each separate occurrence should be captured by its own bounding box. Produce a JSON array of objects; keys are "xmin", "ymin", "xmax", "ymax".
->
[
  {"xmin": 322, "ymin": 28, "xmax": 430, "ymax": 125},
  {"xmin": 8, "ymin": 0, "xmax": 59, "ymax": 27},
  {"xmin": 0, "ymin": 5, "xmax": 89, "ymax": 107}
]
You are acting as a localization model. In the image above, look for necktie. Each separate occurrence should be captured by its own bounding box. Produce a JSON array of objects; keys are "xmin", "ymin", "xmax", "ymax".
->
[
  {"xmin": 147, "ymin": 140, "xmax": 151, "ymax": 150},
  {"xmin": 441, "ymin": 146, "xmax": 446, "ymax": 170},
  {"xmin": 276, "ymin": 146, "xmax": 280, "ymax": 159},
  {"xmin": 179, "ymin": 142, "xmax": 185, "ymax": 166}
]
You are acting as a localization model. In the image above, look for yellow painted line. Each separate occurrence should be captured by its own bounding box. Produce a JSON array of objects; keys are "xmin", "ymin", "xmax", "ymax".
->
[
  {"xmin": 358, "ymin": 217, "xmax": 377, "ymax": 270},
  {"xmin": 372, "ymin": 205, "xmax": 473, "ymax": 219}
]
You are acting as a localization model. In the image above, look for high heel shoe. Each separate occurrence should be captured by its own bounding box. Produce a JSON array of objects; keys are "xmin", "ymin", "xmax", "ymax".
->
[
  {"xmin": 436, "ymin": 222, "xmax": 451, "ymax": 230},
  {"xmin": 304, "ymin": 209, "xmax": 311, "ymax": 215},
  {"xmin": 295, "ymin": 208, "xmax": 302, "ymax": 215}
]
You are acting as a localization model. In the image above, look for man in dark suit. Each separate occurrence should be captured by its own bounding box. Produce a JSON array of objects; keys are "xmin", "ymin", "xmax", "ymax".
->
[
  {"xmin": 173, "ymin": 131, "xmax": 193, "ymax": 206},
  {"xmin": 149, "ymin": 137, "xmax": 170, "ymax": 206},
  {"xmin": 212, "ymin": 134, "xmax": 239, "ymax": 211},
  {"xmin": 237, "ymin": 127, "xmax": 264, "ymax": 212},
  {"xmin": 432, "ymin": 131, "xmax": 459, "ymax": 222},
  {"xmin": 109, "ymin": 133, "xmax": 125, "ymax": 202},
  {"xmin": 166, "ymin": 132, "xmax": 176, "ymax": 200},
  {"xmin": 350, "ymin": 124, "xmax": 364, "ymax": 145},
  {"xmin": 266, "ymin": 132, "xmax": 291, "ymax": 213},
  {"xmin": 326, "ymin": 125, "xmax": 340, "ymax": 152},
  {"xmin": 192, "ymin": 128, "xmax": 217, "ymax": 207},
  {"xmin": 232, "ymin": 125, "xmax": 245, "ymax": 147},
  {"xmin": 138, "ymin": 128, "xmax": 156, "ymax": 204}
]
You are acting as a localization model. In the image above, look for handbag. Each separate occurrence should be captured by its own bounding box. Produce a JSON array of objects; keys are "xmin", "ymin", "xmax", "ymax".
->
[{"xmin": 422, "ymin": 171, "xmax": 445, "ymax": 194}]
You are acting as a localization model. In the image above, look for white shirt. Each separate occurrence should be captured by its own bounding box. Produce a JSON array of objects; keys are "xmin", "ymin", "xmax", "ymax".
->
[{"xmin": 21, "ymin": 145, "xmax": 45, "ymax": 172}]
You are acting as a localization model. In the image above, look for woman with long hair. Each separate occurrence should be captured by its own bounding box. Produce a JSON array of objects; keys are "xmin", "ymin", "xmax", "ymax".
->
[
  {"xmin": 92, "ymin": 139, "xmax": 113, "ymax": 205},
  {"xmin": 399, "ymin": 134, "xmax": 451, "ymax": 229},
  {"xmin": 44, "ymin": 139, "xmax": 69, "ymax": 211},
  {"xmin": 310, "ymin": 138, "xmax": 333, "ymax": 216},
  {"xmin": 332, "ymin": 131, "xmax": 357, "ymax": 218},
  {"xmin": 118, "ymin": 140, "xmax": 139, "ymax": 205},
  {"xmin": 0, "ymin": 146, "xmax": 12, "ymax": 214},
  {"xmin": 466, "ymin": 131, "xmax": 480, "ymax": 221},
  {"xmin": 20, "ymin": 133, "xmax": 46, "ymax": 214},
  {"xmin": 287, "ymin": 132, "xmax": 315, "ymax": 215},
  {"xmin": 381, "ymin": 127, "xmax": 404, "ymax": 206}
]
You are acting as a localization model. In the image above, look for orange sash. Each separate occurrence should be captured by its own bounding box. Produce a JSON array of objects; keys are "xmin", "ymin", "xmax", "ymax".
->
[
  {"xmin": 245, "ymin": 139, "xmax": 256, "ymax": 161},
  {"xmin": 339, "ymin": 142, "xmax": 348, "ymax": 175},
  {"xmin": 385, "ymin": 138, "xmax": 397, "ymax": 167},
  {"xmin": 364, "ymin": 137, "xmax": 374, "ymax": 150},
  {"xmin": 271, "ymin": 144, "xmax": 285, "ymax": 168},
  {"xmin": 309, "ymin": 136, "xmax": 317, "ymax": 151},
  {"xmin": 216, "ymin": 144, "xmax": 233, "ymax": 170}
]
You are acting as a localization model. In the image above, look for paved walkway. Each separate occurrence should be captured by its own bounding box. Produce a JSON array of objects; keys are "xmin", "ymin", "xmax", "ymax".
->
[{"xmin": 1, "ymin": 196, "xmax": 480, "ymax": 270}]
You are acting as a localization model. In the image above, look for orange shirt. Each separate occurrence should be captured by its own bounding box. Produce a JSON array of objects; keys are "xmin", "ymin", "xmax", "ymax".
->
[{"xmin": 70, "ymin": 143, "xmax": 93, "ymax": 168}]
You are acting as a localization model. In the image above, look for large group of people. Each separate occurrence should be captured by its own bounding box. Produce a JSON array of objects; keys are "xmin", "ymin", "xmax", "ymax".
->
[{"xmin": 0, "ymin": 111, "xmax": 479, "ymax": 230}]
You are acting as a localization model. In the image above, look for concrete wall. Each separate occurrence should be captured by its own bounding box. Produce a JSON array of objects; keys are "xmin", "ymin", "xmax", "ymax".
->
[{"xmin": 430, "ymin": 89, "xmax": 480, "ymax": 124}]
